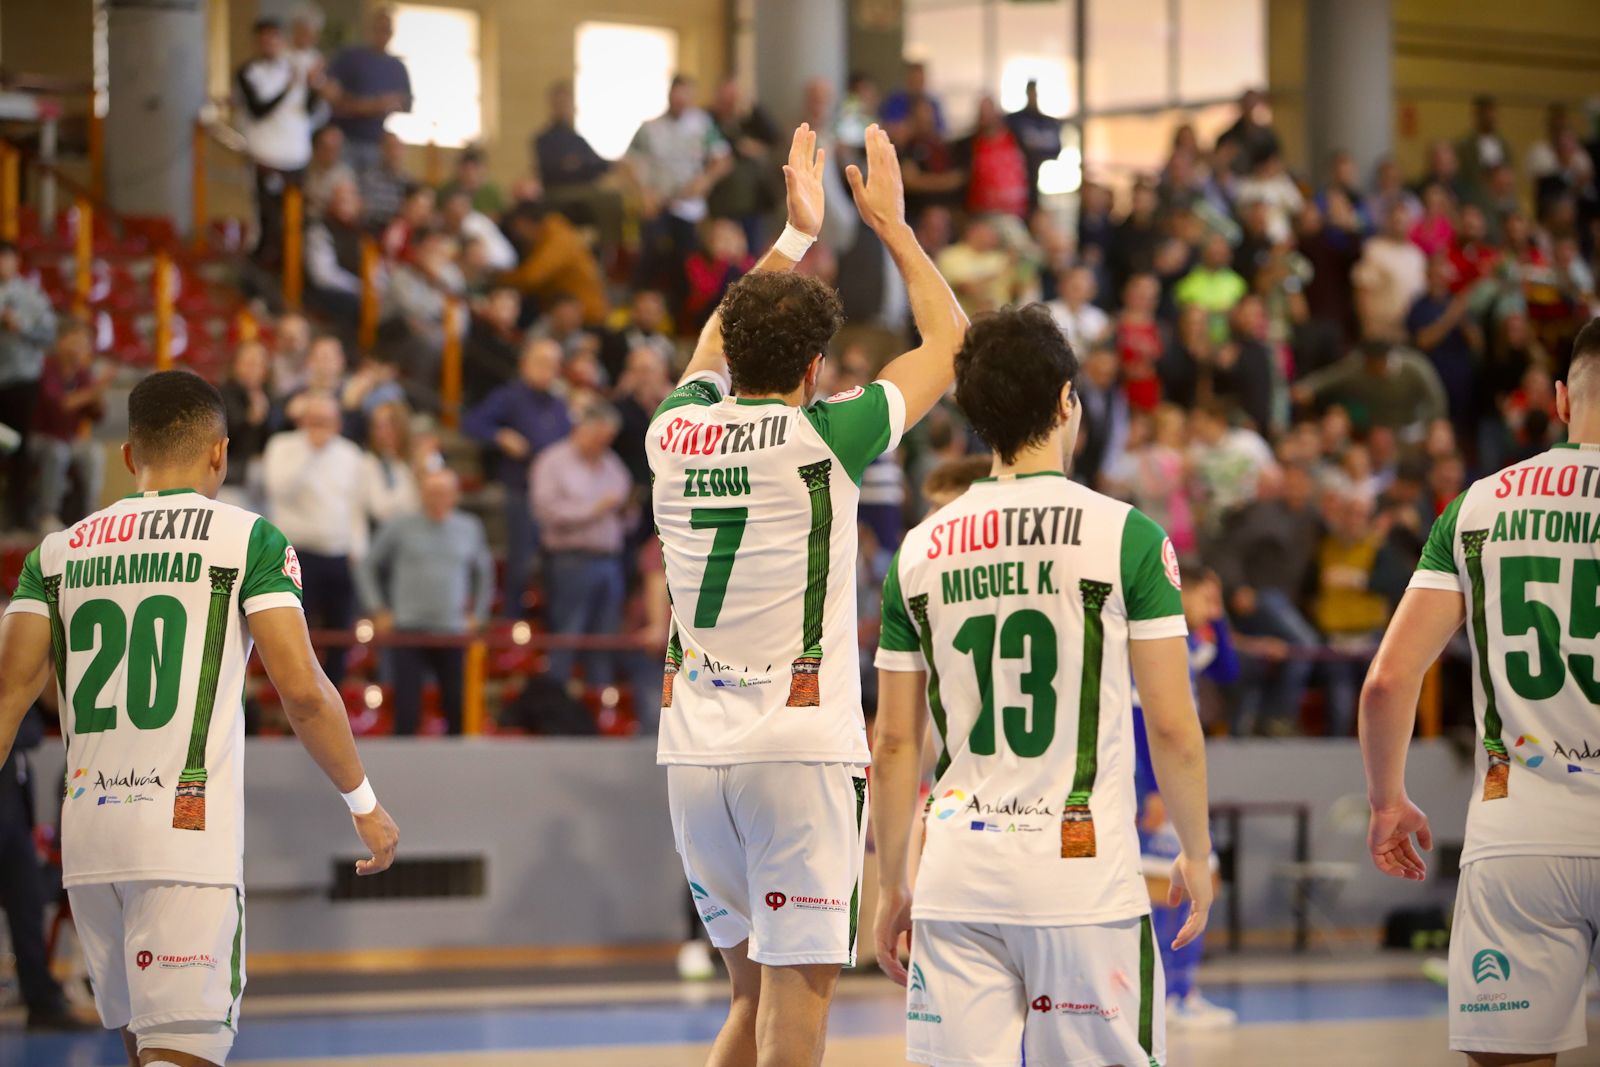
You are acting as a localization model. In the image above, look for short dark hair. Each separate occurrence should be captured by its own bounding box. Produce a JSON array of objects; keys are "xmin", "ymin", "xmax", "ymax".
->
[
  {"xmin": 953, "ymin": 304, "xmax": 1078, "ymax": 464},
  {"xmin": 127, "ymin": 370, "xmax": 226, "ymax": 465},
  {"xmin": 1570, "ymin": 316, "xmax": 1600, "ymax": 399},
  {"xmin": 253, "ymin": 16, "xmax": 282, "ymax": 33},
  {"xmin": 720, "ymin": 273, "xmax": 844, "ymax": 396}
]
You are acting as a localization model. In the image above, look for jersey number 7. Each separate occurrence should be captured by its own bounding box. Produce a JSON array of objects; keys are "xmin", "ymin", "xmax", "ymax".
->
[{"xmin": 689, "ymin": 507, "xmax": 749, "ymax": 628}]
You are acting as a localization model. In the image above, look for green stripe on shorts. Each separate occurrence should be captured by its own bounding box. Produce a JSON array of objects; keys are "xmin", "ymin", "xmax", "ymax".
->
[{"xmin": 1139, "ymin": 914, "xmax": 1156, "ymax": 1058}]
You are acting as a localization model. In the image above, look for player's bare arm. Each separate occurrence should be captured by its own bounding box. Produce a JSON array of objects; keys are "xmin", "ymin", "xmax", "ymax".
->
[
  {"xmin": 847, "ymin": 124, "xmax": 969, "ymax": 427},
  {"xmin": 247, "ymin": 606, "xmax": 399, "ymax": 875},
  {"xmin": 1359, "ymin": 587, "xmax": 1463, "ymax": 882},
  {"xmin": 678, "ymin": 123, "xmax": 827, "ymax": 386},
  {"xmin": 869, "ymin": 667, "xmax": 930, "ymax": 986},
  {"xmin": 1129, "ymin": 635, "xmax": 1213, "ymax": 950},
  {"xmin": 0, "ymin": 611, "xmax": 53, "ymax": 767}
]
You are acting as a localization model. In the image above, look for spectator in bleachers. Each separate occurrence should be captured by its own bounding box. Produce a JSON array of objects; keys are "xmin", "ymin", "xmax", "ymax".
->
[
  {"xmin": 1216, "ymin": 89, "xmax": 1280, "ymax": 175},
  {"xmin": 1413, "ymin": 139, "xmax": 1467, "ymax": 204},
  {"xmin": 1409, "ymin": 183, "xmax": 1457, "ymax": 259},
  {"xmin": 502, "ymin": 202, "xmax": 607, "ymax": 326},
  {"xmin": 303, "ymin": 125, "xmax": 355, "ymax": 220},
  {"xmin": 1211, "ymin": 464, "xmax": 1321, "ymax": 735},
  {"xmin": 218, "ymin": 339, "xmax": 274, "ymax": 512},
  {"xmin": 32, "ymin": 319, "xmax": 108, "ymax": 530},
  {"xmin": 1353, "ymin": 201, "xmax": 1427, "ymax": 342},
  {"xmin": 0, "ymin": 241, "xmax": 55, "ymax": 531},
  {"xmin": 937, "ymin": 216, "xmax": 1017, "ymax": 317},
  {"xmin": 1311, "ymin": 489, "xmax": 1389, "ymax": 735},
  {"xmin": 1456, "ymin": 95, "xmax": 1510, "ymax": 201},
  {"xmin": 366, "ymin": 133, "xmax": 419, "ymax": 231},
  {"xmin": 387, "ymin": 227, "xmax": 467, "ymax": 395},
  {"xmin": 1114, "ymin": 273, "xmax": 1167, "ymax": 412},
  {"xmin": 359, "ymin": 400, "xmax": 420, "ymax": 531},
  {"xmin": 1294, "ymin": 339, "xmax": 1448, "ymax": 441},
  {"xmin": 463, "ymin": 338, "xmax": 571, "ymax": 615},
  {"xmin": 624, "ymin": 74, "xmax": 731, "ymax": 309},
  {"xmin": 325, "ymin": 6, "xmax": 412, "ymax": 177},
  {"xmin": 1073, "ymin": 348, "xmax": 1129, "ymax": 489},
  {"xmin": 1007, "ymin": 80, "xmax": 1061, "ymax": 213},
  {"xmin": 1175, "ymin": 233, "xmax": 1247, "ymax": 344},
  {"xmin": 281, "ymin": 333, "xmax": 358, "ymax": 435},
  {"xmin": 305, "ymin": 179, "xmax": 373, "ymax": 328},
  {"xmin": 881, "ymin": 60, "xmax": 945, "ymax": 140},
  {"xmin": 269, "ymin": 310, "xmax": 312, "ymax": 394},
  {"xmin": 1046, "ymin": 264, "xmax": 1110, "ymax": 353},
  {"xmin": 378, "ymin": 178, "xmax": 432, "ymax": 256},
  {"xmin": 439, "ymin": 145, "xmax": 505, "ymax": 219},
  {"xmin": 340, "ymin": 348, "xmax": 407, "ymax": 437},
  {"xmin": 707, "ymin": 77, "xmax": 779, "ymax": 252},
  {"xmin": 611, "ymin": 345, "xmax": 672, "ymax": 492},
  {"xmin": 534, "ymin": 80, "xmax": 609, "ymax": 193},
  {"xmin": 901, "ymin": 100, "xmax": 966, "ymax": 218},
  {"xmin": 262, "ymin": 391, "xmax": 365, "ymax": 686},
  {"xmin": 1187, "ymin": 400, "xmax": 1275, "ymax": 528},
  {"xmin": 1363, "ymin": 158, "xmax": 1420, "ymax": 234},
  {"xmin": 1218, "ymin": 294, "xmax": 1279, "ymax": 435},
  {"xmin": 1406, "ymin": 254, "xmax": 1482, "ymax": 438},
  {"xmin": 359, "ymin": 467, "xmax": 492, "ymax": 735},
  {"xmin": 463, "ymin": 285, "xmax": 523, "ymax": 406},
  {"xmin": 960, "ymin": 96, "xmax": 1030, "ymax": 219},
  {"xmin": 531, "ymin": 403, "xmax": 632, "ymax": 693},
  {"xmin": 287, "ymin": 2, "xmax": 325, "ymax": 73},
  {"xmin": 1109, "ymin": 180, "xmax": 1163, "ymax": 299},
  {"xmin": 531, "ymin": 293, "xmax": 602, "ymax": 363},
  {"xmin": 440, "ymin": 189, "xmax": 515, "ymax": 272},
  {"xmin": 604, "ymin": 289, "xmax": 675, "ymax": 382},
  {"xmin": 683, "ymin": 218, "xmax": 752, "ymax": 330},
  {"xmin": 236, "ymin": 16, "xmax": 324, "ymax": 270},
  {"xmin": 1233, "ymin": 154, "xmax": 1303, "ymax": 246}
]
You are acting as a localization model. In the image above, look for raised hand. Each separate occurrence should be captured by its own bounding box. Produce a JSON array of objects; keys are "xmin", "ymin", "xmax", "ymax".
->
[
  {"xmin": 783, "ymin": 123, "xmax": 827, "ymax": 238},
  {"xmin": 845, "ymin": 124, "xmax": 907, "ymax": 235}
]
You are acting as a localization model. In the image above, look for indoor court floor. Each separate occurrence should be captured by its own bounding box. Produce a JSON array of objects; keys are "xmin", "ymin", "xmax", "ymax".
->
[{"xmin": 7, "ymin": 954, "xmax": 1600, "ymax": 1067}]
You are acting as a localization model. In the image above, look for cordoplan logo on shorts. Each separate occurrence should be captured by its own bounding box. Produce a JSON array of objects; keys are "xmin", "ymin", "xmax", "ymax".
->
[
  {"xmin": 149, "ymin": 952, "xmax": 219, "ymax": 971},
  {"xmin": 766, "ymin": 891, "xmax": 843, "ymax": 913},
  {"xmin": 1030, "ymin": 995, "xmax": 1120, "ymax": 1020}
]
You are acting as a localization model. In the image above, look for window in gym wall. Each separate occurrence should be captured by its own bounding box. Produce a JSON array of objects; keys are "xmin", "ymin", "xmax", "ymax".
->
[
  {"xmin": 575, "ymin": 22, "xmax": 679, "ymax": 161},
  {"xmin": 388, "ymin": 4, "xmax": 482, "ymax": 148}
]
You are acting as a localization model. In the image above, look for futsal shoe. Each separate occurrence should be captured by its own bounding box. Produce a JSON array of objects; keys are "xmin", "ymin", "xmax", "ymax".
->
[
  {"xmin": 677, "ymin": 939, "xmax": 716, "ymax": 981},
  {"xmin": 1167, "ymin": 991, "xmax": 1238, "ymax": 1030}
]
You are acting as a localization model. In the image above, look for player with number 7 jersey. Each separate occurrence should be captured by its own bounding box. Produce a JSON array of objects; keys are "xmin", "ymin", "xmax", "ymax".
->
[{"xmin": 0, "ymin": 371, "xmax": 396, "ymax": 1067}]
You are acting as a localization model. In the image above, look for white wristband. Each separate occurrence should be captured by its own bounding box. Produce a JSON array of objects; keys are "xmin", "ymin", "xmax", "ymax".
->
[
  {"xmin": 773, "ymin": 223, "xmax": 816, "ymax": 262},
  {"xmin": 342, "ymin": 777, "xmax": 378, "ymax": 816}
]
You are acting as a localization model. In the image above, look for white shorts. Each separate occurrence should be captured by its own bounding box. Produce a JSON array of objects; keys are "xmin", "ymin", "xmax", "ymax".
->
[
  {"xmin": 68, "ymin": 881, "xmax": 246, "ymax": 1037},
  {"xmin": 668, "ymin": 762, "xmax": 868, "ymax": 966},
  {"xmin": 907, "ymin": 916, "xmax": 1164, "ymax": 1067},
  {"xmin": 1449, "ymin": 855, "xmax": 1600, "ymax": 1055}
]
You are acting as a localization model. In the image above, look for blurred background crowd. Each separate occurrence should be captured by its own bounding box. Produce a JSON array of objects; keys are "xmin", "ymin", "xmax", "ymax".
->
[{"xmin": 2, "ymin": 5, "xmax": 1596, "ymax": 742}]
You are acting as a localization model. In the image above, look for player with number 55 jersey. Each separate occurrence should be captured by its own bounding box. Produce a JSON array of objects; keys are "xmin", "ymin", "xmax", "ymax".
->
[{"xmin": 1361, "ymin": 318, "xmax": 1600, "ymax": 1064}]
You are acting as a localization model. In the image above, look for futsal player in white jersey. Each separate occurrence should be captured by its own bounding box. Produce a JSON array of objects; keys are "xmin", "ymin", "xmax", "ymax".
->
[
  {"xmin": 647, "ymin": 124, "xmax": 966, "ymax": 1066},
  {"xmin": 872, "ymin": 306, "xmax": 1213, "ymax": 1067},
  {"xmin": 1361, "ymin": 318, "xmax": 1600, "ymax": 1065},
  {"xmin": 0, "ymin": 371, "xmax": 398, "ymax": 1067}
]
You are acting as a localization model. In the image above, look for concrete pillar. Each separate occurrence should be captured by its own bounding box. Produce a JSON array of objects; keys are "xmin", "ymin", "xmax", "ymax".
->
[
  {"xmin": 106, "ymin": 0, "xmax": 208, "ymax": 231},
  {"xmin": 1304, "ymin": 0, "xmax": 1392, "ymax": 186},
  {"xmin": 752, "ymin": 0, "xmax": 847, "ymax": 131}
]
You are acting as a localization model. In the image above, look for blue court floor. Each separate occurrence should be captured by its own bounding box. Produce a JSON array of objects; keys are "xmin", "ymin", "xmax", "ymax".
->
[{"xmin": 0, "ymin": 975, "xmax": 1478, "ymax": 1067}]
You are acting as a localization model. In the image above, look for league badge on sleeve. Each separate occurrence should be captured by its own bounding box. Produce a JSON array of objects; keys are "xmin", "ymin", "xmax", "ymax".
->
[
  {"xmin": 824, "ymin": 386, "xmax": 865, "ymax": 404},
  {"xmin": 282, "ymin": 545, "xmax": 303, "ymax": 590},
  {"xmin": 1162, "ymin": 538, "xmax": 1182, "ymax": 590}
]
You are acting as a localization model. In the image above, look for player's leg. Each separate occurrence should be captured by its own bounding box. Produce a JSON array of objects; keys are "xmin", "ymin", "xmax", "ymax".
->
[
  {"xmin": 1018, "ymin": 915, "xmax": 1165, "ymax": 1067},
  {"xmin": 734, "ymin": 762, "xmax": 868, "ymax": 1066},
  {"xmin": 755, "ymin": 962, "xmax": 839, "ymax": 1067},
  {"xmin": 1449, "ymin": 856, "xmax": 1590, "ymax": 1062},
  {"xmin": 906, "ymin": 919, "xmax": 1025, "ymax": 1067},
  {"xmin": 123, "ymin": 883, "xmax": 244, "ymax": 1067},
  {"xmin": 706, "ymin": 939, "xmax": 760, "ymax": 1067},
  {"xmin": 666, "ymin": 765, "xmax": 758, "ymax": 1063},
  {"xmin": 67, "ymin": 883, "xmax": 135, "ymax": 1060}
]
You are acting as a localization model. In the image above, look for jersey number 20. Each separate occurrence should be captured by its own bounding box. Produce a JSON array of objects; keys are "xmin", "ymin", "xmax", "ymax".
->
[{"xmin": 69, "ymin": 596, "xmax": 188, "ymax": 734}]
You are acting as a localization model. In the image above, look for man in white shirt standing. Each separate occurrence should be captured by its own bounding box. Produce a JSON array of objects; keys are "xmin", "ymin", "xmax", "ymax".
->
[
  {"xmin": 262, "ymin": 393, "xmax": 365, "ymax": 687},
  {"xmin": 235, "ymin": 17, "xmax": 326, "ymax": 270}
]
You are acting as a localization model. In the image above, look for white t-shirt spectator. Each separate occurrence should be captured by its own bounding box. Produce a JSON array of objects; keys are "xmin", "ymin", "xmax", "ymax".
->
[
  {"xmin": 235, "ymin": 55, "xmax": 319, "ymax": 171},
  {"xmin": 361, "ymin": 453, "xmax": 420, "ymax": 530},
  {"xmin": 626, "ymin": 109, "xmax": 729, "ymax": 224},
  {"xmin": 1352, "ymin": 236, "xmax": 1427, "ymax": 343},
  {"xmin": 1189, "ymin": 428, "xmax": 1276, "ymax": 519},
  {"xmin": 1045, "ymin": 299, "xmax": 1111, "ymax": 353}
]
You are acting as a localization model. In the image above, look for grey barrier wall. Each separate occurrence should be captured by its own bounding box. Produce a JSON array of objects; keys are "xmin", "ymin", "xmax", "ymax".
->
[{"xmin": 29, "ymin": 737, "xmax": 1473, "ymax": 957}]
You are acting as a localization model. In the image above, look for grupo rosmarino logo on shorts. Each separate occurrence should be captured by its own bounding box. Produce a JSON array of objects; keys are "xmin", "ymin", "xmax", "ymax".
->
[
  {"xmin": 906, "ymin": 964, "xmax": 942, "ymax": 1025},
  {"xmin": 1472, "ymin": 948, "xmax": 1511, "ymax": 983}
]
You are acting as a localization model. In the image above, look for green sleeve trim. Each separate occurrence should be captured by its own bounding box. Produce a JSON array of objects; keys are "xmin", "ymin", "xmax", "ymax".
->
[
  {"xmin": 652, "ymin": 377, "xmax": 723, "ymax": 422},
  {"xmin": 1120, "ymin": 508, "xmax": 1183, "ymax": 622},
  {"xmin": 12, "ymin": 546, "xmax": 45, "ymax": 602},
  {"xmin": 801, "ymin": 382, "xmax": 895, "ymax": 485},
  {"xmin": 1416, "ymin": 490, "xmax": 1465, "ymax": 575},
  {"xmin": 879, "ymin": 548, "xmax": 921, "ymax": 653},
  {"xmin": 241, "ymin": 518, "xmax": 304, "ymax": 605}
]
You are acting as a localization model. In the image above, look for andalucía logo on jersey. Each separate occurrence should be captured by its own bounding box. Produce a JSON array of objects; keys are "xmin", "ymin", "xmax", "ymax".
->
[
  {"xmin": 1473, "ymin": 949, "xmax": 1511, "ymax": 984},
  {"xmin": 930, "ymin": 789, "xmax": 967, "ymax": 820}
]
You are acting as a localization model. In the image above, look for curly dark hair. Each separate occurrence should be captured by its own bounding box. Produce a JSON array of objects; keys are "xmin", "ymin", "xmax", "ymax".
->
[
  {"xmin": 954, "ymin": 304, "xmax": 1079, "ymax": 464},
  {"xmin": 719, "ymin": 272, "xmax": 845, "ymax": 396}
]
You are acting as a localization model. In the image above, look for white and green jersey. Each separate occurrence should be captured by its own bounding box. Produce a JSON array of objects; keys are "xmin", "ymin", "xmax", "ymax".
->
[
  {"xmin": 1409, "ymin": 442, "xmax": 1600, "ymax": 865},
  {"xmin": 648, "ymin": 372, "xmax": 906, "ymax": 766},
  {"xmin": 876, "ymin": 472, "xmax": 1187, "ymax": 925},
  {"xmin": 5, "ymin": 490, "xmax": 304, "ymax": 888}
]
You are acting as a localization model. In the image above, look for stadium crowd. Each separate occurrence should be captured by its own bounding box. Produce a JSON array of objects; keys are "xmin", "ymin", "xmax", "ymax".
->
[{"xmin": 3, "ymin": 9, "xmax": 1597, "ymax": 739}]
